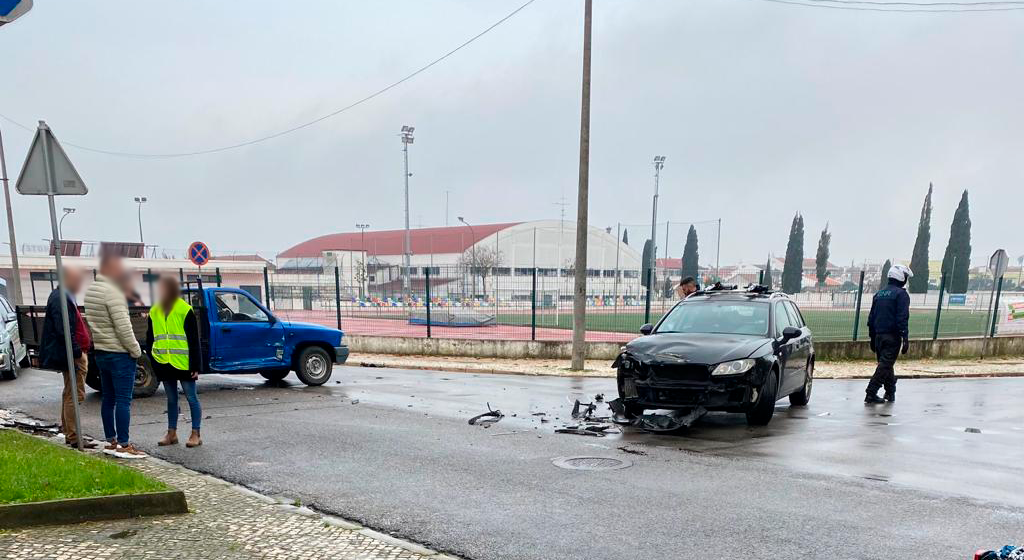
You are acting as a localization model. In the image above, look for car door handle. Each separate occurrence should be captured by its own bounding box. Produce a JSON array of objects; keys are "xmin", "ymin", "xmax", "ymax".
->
[{"xmin": 220, "ymin": 326, "xmax": 232, "ymax": 332}]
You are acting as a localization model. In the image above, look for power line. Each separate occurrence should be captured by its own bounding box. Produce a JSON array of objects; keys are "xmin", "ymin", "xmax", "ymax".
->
[
  {"xmin": 0, "ymin": 0, "xmax": 541, "ymax": 159},
  {"xmin": 752, "ymin": 0, "xmax": 1024, "ymax": 11}
]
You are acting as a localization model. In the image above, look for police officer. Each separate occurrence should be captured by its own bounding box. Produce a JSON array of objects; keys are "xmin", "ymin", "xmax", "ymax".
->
[{"xmin": 865, "ymin": 264, "xmax": 912, "ymax": 404}]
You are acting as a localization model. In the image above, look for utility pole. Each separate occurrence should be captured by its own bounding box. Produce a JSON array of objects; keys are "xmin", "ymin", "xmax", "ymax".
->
[
  {"xmin": 458, "ymin": 217, "xmax": 477, "ymax": 295},
  {"xmin": 645, "ymin": 156, "xmax": 665, "ymax": 323},
  {"xmin": 570, "ymin": 0, "xmax": 593, "ymax": 371},
  {"xmin": 134, "ymin": 196, "xmax": 147, "ymax": 243},
  {"xmin": 400, "ymin": 125, "xmax": 414, "ymax": 300},
  {"xmin": 0, "ymin": 126, "xmax": 23, "ymax": 304},
  {"xmin": 59, "ymin": 207, "xmax": 75, "ymax": 240},
  {"xmin": 445, "ymin": 190, "xmax": 450, "ymax": 227}
]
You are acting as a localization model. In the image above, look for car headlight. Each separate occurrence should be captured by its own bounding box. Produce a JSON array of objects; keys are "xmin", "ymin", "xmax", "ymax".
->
[{"xmin": 711, "ymin": 359, "xmax": 755, "ymax": 376}]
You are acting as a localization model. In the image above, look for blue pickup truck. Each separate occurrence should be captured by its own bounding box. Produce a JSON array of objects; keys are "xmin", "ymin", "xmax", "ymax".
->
[{"xmin": 17, "ymin": 286, "xmax": 349, "ymax": 397}]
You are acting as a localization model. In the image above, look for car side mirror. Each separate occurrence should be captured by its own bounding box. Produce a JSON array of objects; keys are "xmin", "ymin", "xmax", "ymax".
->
[
  {"xmin": 639, "ymin": 323, "xmax": 654, "ymax": 336},
  {"xmin": 780, "ymin": 326, "xmax": 801, "ymax": 343}
]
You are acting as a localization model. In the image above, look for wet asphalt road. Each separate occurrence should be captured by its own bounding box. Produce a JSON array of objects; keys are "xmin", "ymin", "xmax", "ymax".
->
[{"xmin": 2, "ymin": 366, "xmax": 1022, "ymax": 560}]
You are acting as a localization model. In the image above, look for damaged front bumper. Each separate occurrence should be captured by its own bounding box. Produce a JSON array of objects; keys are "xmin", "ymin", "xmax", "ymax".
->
[{"xmin": 616, "ymin": 357, "xmax": 769, "ymax": 412}]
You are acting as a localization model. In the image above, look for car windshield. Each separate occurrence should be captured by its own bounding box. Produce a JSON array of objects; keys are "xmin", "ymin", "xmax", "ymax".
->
[{"xmin": 656, "ymin": 300, "xmax": 769, "ymax": 336}]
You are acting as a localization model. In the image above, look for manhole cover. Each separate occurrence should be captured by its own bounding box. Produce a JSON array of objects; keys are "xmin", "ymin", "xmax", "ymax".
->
[{"xmin": 552, "ymin": 456, "xmax": 632, "ymax": 471}]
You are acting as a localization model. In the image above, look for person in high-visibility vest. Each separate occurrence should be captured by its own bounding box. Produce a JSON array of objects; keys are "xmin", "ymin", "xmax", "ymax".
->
[{"xmin": 146, "ymin": 276, "xmax": 203, "ymax": 448}]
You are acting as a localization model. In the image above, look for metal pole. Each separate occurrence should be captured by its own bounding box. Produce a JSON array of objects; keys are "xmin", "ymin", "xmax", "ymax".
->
[
  {"xmin": 716, "ymin": 218, "xmax": 722, "ymax": 281},
  {"xmin": 136, "ymin": 200, "xmax": 144, "ymax": 243},
  {"xmin": 990, "ymin": 276, "xmax": 1004, "ymax": 337},
  {"xmin": 425, "ymin": 267, "xmax": 432, "ymax": 338},
  {"xmin": 39, "ymin": 123, "xmax": 82, "ymax": 450},
  {"xmin": 402, "ymin": 132, "xmax": 412, "ymax": 299},
  {"xmin": 179, "ymin": 267, "xmax": 184, "ymax": 284},
  {"xmin": 215, "ymin": 267, "xmax": 222, "ymax": 287},
  {"xmin": 263, "ymin": 266, "xmax": 270, "ymax": 305},
  {"xmin": 613, "ymin": 222, "xmax": 620, "ymax": 320},
  {"xmin": 852, "ymin": 270, "xmax": 865, "ymax": 341},
  {"xmin": 646, "ymin": 164, "xmax": 661, "ymax": 325},
  {"xmin": 531, "ymin": 267, "xmax": 537, "ymax": 341},
  {"xmin": 147, "ymin": 267, "xmax": 155, "ymax": 305},
  {"xmin": 334, "ymin": 265, "xmax": 342, "ymax": 330},
  {"xmin": 933, "ymin": 271, "xmax": 947, "ymax": 340},
  {"xmin": 0, "ymin": 126, "xmax": 24, "ymax": 304},
  {"xmin": 569, "ymin": 0, "xmax": 593, "ymax": 371}
]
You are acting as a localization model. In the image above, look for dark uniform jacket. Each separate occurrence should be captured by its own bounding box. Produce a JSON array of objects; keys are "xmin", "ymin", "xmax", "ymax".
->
[
  {"xmin": 867, "ymin": 281, "xmax": 910, "ymax": 340},
  {"xmin": 40, "ymin": 289, "xmax": 83, "ymax": 371}
]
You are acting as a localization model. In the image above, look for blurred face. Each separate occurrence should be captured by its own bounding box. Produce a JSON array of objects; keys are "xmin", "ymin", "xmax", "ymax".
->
[
  {"xmin": 63, "ymin": 267, "xmax": 83, "ymax": 294},
  {"xmin": 675, "ymin": 282, "xmax": 697, "ymax": 298},
  {"xmin": 100, "ymin": 255, "xmax": 124, "ymax": 280},
  {"xmin": 157, "ymin": 278, "xmax": 177, "ymax": 303}
]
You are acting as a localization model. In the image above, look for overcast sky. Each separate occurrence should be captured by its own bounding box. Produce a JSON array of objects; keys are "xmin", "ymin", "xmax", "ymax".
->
[{"xmin": 1, "ymin": 0, "xmax": 1021, "ymax": 268}]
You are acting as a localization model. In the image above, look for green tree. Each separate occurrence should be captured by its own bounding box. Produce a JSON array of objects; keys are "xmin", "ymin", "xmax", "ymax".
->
[
  {"xmin": 622, "ymin": 228, "xmax": 629, "ymax": 246},
  {"xmin": 940, "ymin": 190, "xmax": 972, "ymax": 294},
  {"xmin": 763, "ymin": 256, "xmax": 774, "ymax": 288},
  {"xmin": 815, "ymin": 224, "xmax": 831, "ymax": 287},
  {"xmin": 680, "ymin": 225, "xmax": 700, "ymax": 280},
  {"xmin": 640, "ymin": 239, "xmax": 654, "ymax": 291},
  {"xmin": 781, "ymin": 213, "xmax": 805, "ymax": 294},
  {"xmin": 879, "ymin": 259, "xmax": 892, "ymax": 289},
  {"xmin": 908, "ymin": 183, "xmax": 933, "ymax": 294}
]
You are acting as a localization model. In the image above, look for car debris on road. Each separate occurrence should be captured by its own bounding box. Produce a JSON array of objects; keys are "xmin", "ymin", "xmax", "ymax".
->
[{"xmin": 468, "ymin": 403, "xmax": 504, "ymax": 427}]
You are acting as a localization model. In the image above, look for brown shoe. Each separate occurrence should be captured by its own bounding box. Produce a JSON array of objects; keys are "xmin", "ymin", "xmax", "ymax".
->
[
  {"xmin": 114, "ymin": 443, "xmax": 147, "ymax": 458},
  {"xmin": 104, "ymin": 440, "xmax": 118, "ymax": 451},
  {"xmin": 67, "ymin": 440, "xmax": 98, "ymax": 449},
  {"xmin": 158, "ymin": 430, "xmax": 178, "ymax": 446},
  {"xmin": 185, "ymin": 430, "xmax": 202, "ymax": 448}
]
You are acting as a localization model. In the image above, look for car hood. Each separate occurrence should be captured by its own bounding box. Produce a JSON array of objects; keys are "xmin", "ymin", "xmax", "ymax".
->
[
  {"xmin": 623, "ymin": 333, "xmax": 772, "ymax": 364},
  {"xmin": 281, "ymin": 321, "xmax": 343, "ymax": 342}
]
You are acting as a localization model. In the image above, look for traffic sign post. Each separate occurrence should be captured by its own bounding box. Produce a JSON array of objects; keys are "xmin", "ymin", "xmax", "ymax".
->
[
  {"xmin": 984, "ymin": 249, "xmax": 1009, "ymax": 339},
  {"xmin": 15, "ymin": 121, "xmax": 88, "ymax": 450},
  {"xmin": 188, "ymin": 241, "xmax": 210, "ymax": 287}
]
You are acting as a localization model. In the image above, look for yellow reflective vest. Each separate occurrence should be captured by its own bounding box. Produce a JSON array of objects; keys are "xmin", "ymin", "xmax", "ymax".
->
[{"xmin": 150, "ymin": 298, "xmax": 192, "ymax": 371}]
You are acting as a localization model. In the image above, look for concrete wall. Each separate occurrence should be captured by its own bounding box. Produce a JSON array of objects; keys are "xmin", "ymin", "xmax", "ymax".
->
[{"xmin": 347, "ymin": 334, "xmax": 1024, "ymax": 362}]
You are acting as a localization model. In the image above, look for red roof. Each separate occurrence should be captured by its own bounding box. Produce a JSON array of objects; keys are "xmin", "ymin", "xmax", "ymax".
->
[
  {"xmin": 656, "ymin": 258, "xmax": 681, "ymax": 269},
  {"xmin": 280, "ymin": 223, "xmax": 522, "ymax": 258}
]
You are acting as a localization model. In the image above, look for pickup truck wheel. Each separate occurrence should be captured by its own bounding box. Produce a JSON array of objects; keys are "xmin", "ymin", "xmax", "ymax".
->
[
  {"xmin": 295, "ymin": 347, "xmax": 332, "ymax": 386},
  {"xmin": 133, "ymin": 357, "xmax": 159, "ymax": 398},
  {"xmin": 260, "ymin": 370, "xmax": 290, "ymax": 382},
  {"xmin": 746, "ymin": 369, "xmax": 778, "ymax": 426}
]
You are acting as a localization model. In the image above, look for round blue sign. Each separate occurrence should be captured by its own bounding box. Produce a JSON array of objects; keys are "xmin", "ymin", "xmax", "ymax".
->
[{"xmin": 188, "ymin": 241, "xmax": 210, "ymax": 266}]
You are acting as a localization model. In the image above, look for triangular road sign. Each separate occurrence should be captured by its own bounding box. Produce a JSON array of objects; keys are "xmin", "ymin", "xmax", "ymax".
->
[{"xmin": 15, "ymin": 121, "xmax": 88, "ymax": 196}]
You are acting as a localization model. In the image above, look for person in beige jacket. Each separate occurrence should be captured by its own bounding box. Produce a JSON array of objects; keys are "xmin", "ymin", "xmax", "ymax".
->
[{"xmin": 84, "ymin": 254, "xmax": 145, "ymax": 458}]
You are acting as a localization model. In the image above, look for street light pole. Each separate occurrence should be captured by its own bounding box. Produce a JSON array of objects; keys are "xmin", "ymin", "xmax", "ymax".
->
[
  {"xmin": 400, "ymin": 126, "xmax": 414, "ymax": 300},
  {"xmin": 0, "ymin": 126, "xmax": 23, "ymax": 304},
  {"xmin": 570, "ymin": 0, "xmax": 593, "ymax": 371},
  {"xmin": 645, "ymin": 156, "xmax": 665, "ymax": 323},
  {"xmin": 134, "ymin": 196, "xmax": 147, "ymax": 243},
  {"xmin": 58, "ymin": 207, "xmax": 75, "ymax": 240},
  {"xmin": 356, "ymin": 223, "xmax": 370, "ymax": 299}
]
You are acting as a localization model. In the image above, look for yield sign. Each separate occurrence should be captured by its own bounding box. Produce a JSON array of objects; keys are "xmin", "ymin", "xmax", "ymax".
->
[{"xmin": 15, "ymin": 121, "xmax": 88, "ymax": 196}]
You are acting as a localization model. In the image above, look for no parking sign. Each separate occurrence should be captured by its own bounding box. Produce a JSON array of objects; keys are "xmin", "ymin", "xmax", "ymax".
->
[{"xmin": 188, "ymin": 241, "xmax": 210, "ymax": 267}]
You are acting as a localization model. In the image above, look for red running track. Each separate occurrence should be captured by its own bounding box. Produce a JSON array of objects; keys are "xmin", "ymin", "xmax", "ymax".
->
[{"xmin": 271, "ymin": 310, "xmax": 634, "ymax": 343}]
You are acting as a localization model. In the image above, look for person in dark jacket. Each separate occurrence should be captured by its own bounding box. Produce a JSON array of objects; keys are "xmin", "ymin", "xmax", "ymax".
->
[
  {"xmin": 146, "ymin": 276, "xmax": 203, "ymax": 448},
  {"xmin": 40, "ymin": 267, "xmax": 95, "ymax": 449},
  {"xmin": 865, "ymin": 264, "xmax": 913, "ymax": 404}
]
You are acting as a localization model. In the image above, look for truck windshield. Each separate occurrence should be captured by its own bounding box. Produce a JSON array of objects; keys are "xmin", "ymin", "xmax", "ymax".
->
[{"xmin": 656, "ymin": 300, "xmax": 769, "ymax": 336}]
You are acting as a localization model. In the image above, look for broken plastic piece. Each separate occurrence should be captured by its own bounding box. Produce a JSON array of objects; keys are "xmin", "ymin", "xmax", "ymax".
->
[
  {"xmin": 636, "ymin": 407, "xmax": 707, "ymax": 433},
  {"xmin": 468, "ymin": 403, "xmax": 504, "ymax": 426}
]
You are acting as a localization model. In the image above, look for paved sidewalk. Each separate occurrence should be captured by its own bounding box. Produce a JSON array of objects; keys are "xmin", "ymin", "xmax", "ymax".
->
[
  {"xmin": 0, "ymin": 437, "xmax": 452, "ymax": 560},
  {"xmin": 350, "ymin": 352, "xmax": 1024, "ymax": 379}
]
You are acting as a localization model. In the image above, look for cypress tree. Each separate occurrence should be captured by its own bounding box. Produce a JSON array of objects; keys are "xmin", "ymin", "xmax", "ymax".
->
[
  {"xmin": 764, "ymin": 256, "xmax": 774, "ymax": 288},
  {"xmin": 815, "ymin": 224, "xmax": 831, "ymax": 287},
  {"xmin": 622, "ymin": 228, "xmax": 629, "ymax": 246},
  {"xmin": 640, "ymin": 239, "xmax": 654, "ymax": 291},
  {"xmin": 880, "ymin": 259, "xmax": 892, "ymax": 289},
  {"xmin": 680, "ymin": 225, "xmax": 700, "ymax": 280},
  {"xmin": 940, "ymin": 190, "xmax": 972, "ymax": 294},
  {"xmin": 781, "ymin": 213, "xmax": 804, "ymax": 294},
  {"xmin": 908, "ymin": 184, "xmax": 933, "ymax": 294}
]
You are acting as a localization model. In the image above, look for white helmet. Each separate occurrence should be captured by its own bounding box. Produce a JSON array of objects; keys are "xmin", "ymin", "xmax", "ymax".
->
[{"xmin": 887, "ymin": 264, "xmax": 914, "ymax": 283}]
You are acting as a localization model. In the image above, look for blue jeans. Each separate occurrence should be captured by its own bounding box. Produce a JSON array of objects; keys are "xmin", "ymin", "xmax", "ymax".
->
[
  {"xmin": 95, "ymin": 351, "xmax": 136, "ymax": 445},
  {"xmin": 163, "ymin": 380, "xmax": 201, "ymax": 431}
]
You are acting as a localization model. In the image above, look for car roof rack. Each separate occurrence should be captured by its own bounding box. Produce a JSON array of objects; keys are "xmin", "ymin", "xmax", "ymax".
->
[{"xmin": 690, "ymin": 283, "xmax": 791, "ymax": 299}]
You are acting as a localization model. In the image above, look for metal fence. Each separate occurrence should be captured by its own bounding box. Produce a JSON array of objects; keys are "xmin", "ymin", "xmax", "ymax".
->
[{"xmin": 259, "ymin": 265, "xmax": 1016, "ymax": 344}]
